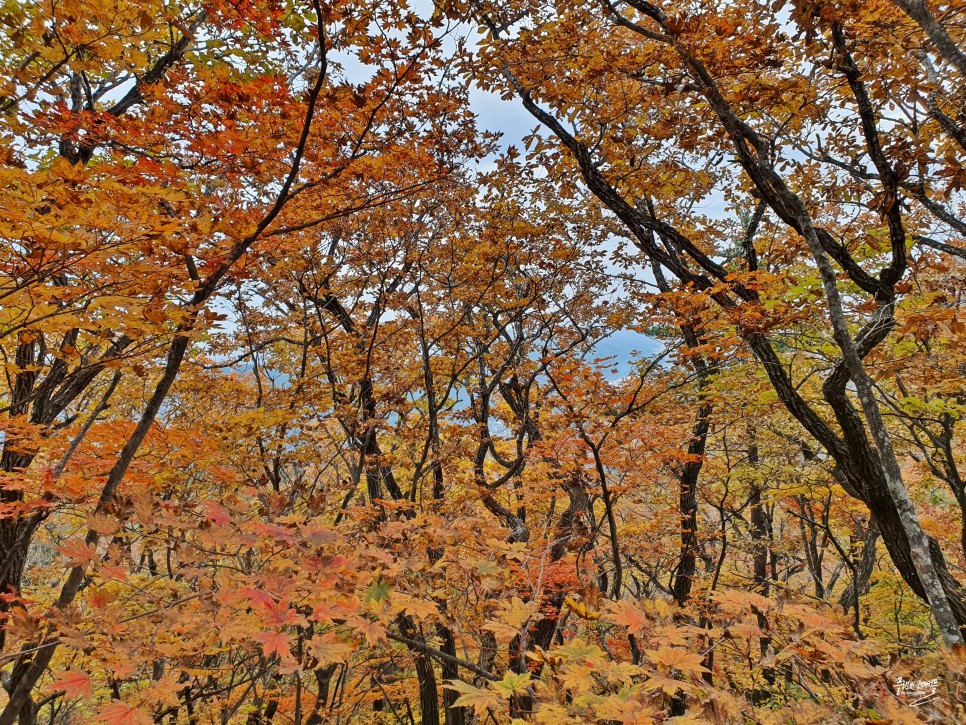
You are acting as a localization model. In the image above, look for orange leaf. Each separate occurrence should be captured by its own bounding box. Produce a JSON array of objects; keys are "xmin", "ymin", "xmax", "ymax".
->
[
  {"xmin": 52, "ymin": 669, "xmax": 92, "ymax": 699},
  {"xmin": 57, "ymin": 538, "xmax": 97, "ymax": 568},
  {"xmin": 252, "ymin": 630, "xmax": 293, "ymax": 660},
  {"xmin": 95, "ymin": 702, "xmax": 152, "ymax": 725},
  {"xmin": 646, "ymin": 646, "xmax": 709, "ymax": 676},
  {"xmin": 603, "ymin": 600, "xmax": 649, "ymax": 633},
  {"xmin": 348, "ymin": 616, "xmax": 387, "ymax": 645}
]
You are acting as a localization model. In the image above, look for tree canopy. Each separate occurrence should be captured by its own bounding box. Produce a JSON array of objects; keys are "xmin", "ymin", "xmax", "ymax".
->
[{"xmin": 1, "ymin": 0, "xmax": 965, "ymax": 723}]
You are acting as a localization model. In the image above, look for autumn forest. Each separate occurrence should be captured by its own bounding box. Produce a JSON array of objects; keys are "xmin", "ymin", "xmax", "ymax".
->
[{"xmin": 1, "ymin": 0, "xmax": 965, "ymax": 722}]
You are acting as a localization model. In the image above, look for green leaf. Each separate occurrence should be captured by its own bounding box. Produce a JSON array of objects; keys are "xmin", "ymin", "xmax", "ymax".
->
[
  {"xmin": 493, "ymin": 671, "xmax": 532, "ymax": 698},
  {"xmin": 363, "ymin": 577, "xmax": 391, "ymax": 603}
]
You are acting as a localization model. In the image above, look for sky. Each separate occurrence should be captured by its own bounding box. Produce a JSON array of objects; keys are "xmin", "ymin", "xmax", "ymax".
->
[{"xmin": 249, "ymin": 10, "xmax": 681, "ymax": 380}]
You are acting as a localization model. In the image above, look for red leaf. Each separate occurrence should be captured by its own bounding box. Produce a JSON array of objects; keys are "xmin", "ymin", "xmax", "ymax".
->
[
  {"xmin": 203, "ymin": 501, "xmax": 232, "ymax": 525},
  {"xmin": 252, "ymin": 630, "xmax": 293, "ymax": 660},
  {"xmin": 95, "ymin": 702, "xmax": 152, "ymax": 725},
  {"xmin": 57, "ymin": 538, "xmax": 97, "ymax": 568},
  {"xmin": 52, "ymin": 669, "xmax": 92, "ymax": 699}
]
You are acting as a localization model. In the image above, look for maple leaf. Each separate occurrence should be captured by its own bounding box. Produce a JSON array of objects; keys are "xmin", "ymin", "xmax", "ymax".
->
[
  {"xmin": 598, "ymin": 661, "xmax": 642, "ymax": 685},
  {"xmin": 641, "ymin": 675, "xmax": 697, "ymax": 697},
  {"xmin": 603, "ymin": 600, "xmax": 649, "ymax": 634},
  {"xmin": 389, "ymin": 593, "xmax": 438, "ymax": 620},
  {"xmin": 560, "ymin": 661, "xmax": 599, "ymax": 695},
  {"xmin": 252, "ymin": 630, "xmax": 293, "ymax": 660},
  {"xmin": 593, "ymin": 696, "xmax": 658, "ymax": 724},
  {"xmin": 139, "ymin": 672, "xmax": 184, "ymax": 710},
  {"xmin": 203, "ymin": 501, "xmax": 232, "ymax": 526},
  {"xmin": 533, "ymin": 702, "xmax": 582, "ymax": 724},
  {"xmin": 363, "ymin": 577, "xmax": 391, "ymax": 604},
  {"xmin": 309, "ymin": 633, "xmax": 353, "ymax": 665},
  {"xmin": 95, "ymin": 702, "xmax": 152, "ymax": 725},
  {"xmin": 52, "ymin": 669, "xmax": 92, "ymax": 699},
  {"xmin": 723, "ymin": 622, "xmax": 762, "ymax": 640},
  {"xmin": 301, "ymin": 525, "xmax": 339, "ymax": 546},
  {"xmin": 443, "ymin": 679, "xmax": 501, "ymax": 716},
  {"xmin": 652, "ymin": 623, "xmax": 696, "ymax": 647},
  {"xmin": 309, "ymin": 598, "xmax": 355, "ymax": 624},
  {"xmin": 492, "ymin": 671, "xmax": 531, "ymax": 698},
  {"xmin": 237, "ymin": 588, "xmax": 277, "ymax": 608},
  {"xmin": 88, "ymin": 512, "xmax": 120, "ymax": 535},
  {"xmin": 783, "ymin": 604, "xmax": 836, "ymax": 629},
  {"xmin": 842, "ymin": 657, "xmax": 881, "ymax": 680},
  {"xmin": 646, "ymin": 647, "xmax": 709, "ymax": 676},
  {"xmin": 710, "ymin": 589, "xmax": 772, "ymax": 615},
  {"xmin": 484, "ymin": 596, "xmax": 535, "ymax": 640},
  {"xmin": 57, "ymin": 538, "xmax": 97, "ymax": 568},
  {"xmin": 249, "ymin": 521, "xmax": 296, "ymax": 544},
  {"xmin": 667, "ymin": 715, "xmax": 709, "ymax": 724},
  {"xmin": 555, "ymin": 638, "xmax": 605, "ymax": 666},
  {"xmin": 260, "ymin": 598, "xmax": 307, "ymax": 628},
  {"xmin": 347, "ymin": 616, "xmax": 387, "ymax": 645},
  {"xmin": 496, "ymin": 597, "xmax": 534, "ymax": 627},
  {"xmin": 98, "ymin": 563, "xmax": 129, "ymax": 582}
]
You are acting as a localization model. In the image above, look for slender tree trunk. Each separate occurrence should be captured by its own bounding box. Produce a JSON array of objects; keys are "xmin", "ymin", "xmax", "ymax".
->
[
  {"xmin": 672, "ymin": 401, "xmax": 711, "ymax": 605},
  {"xmin": 414, "ymin": 651, "xmax": 440, "ymax": 725}
]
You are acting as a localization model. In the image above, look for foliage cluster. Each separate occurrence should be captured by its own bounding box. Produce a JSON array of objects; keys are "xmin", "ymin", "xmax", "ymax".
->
[{"xmin": 1, "ymin": 0, "xmax": 965, "ymax": 723}]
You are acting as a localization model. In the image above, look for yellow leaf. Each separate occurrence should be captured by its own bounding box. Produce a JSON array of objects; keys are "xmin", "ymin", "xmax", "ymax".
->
[
  {"xmin": 641, "ymin": 675, "xmax": 697, "ymax": 697},
  {"xmin": 309, "ymin": 633, "xmax": 353, "ymax": 665},
  {"xmin": 389, "ymin": 593, "xmax": 438, "ymax": 620},
  {"xmin": 564, "ymin": 596, "xmax": 599, "ymax": 620},
  {"xmin": 443, "ymin": 680, "xmax": 500, "ymax": 717},
  {"xmin": 493, "ymin": 671, "xmax": 531, "ymax": 698},
  {"xmin": 646, "ymin": 647, "xmax": 709, "ymax": 676},
  {"xmin": 484, "ymin": 597, "xmax": 536, "ymax": 640}
]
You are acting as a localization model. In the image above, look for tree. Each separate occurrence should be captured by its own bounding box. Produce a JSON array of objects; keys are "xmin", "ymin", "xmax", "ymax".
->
[
  {"xmin": 455, "ymin": 0, "xmax": 966, "ymax": 644},
  {"xmin": 0, "ymin": 0, "xmax": 483, "ymax": 721},
  {"xmin": 3, "ymin": 0, "xmax": 966, "ymax": 722}
]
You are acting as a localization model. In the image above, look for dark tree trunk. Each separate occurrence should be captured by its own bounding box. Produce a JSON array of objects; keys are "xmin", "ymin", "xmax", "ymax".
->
[
  {"xmin": 672, "ymin": 401, "xmax": 712, "ymax": 605},
  {"xmin": 437, "ymin": 624, "xmax": 466, "ymax": 725}
]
